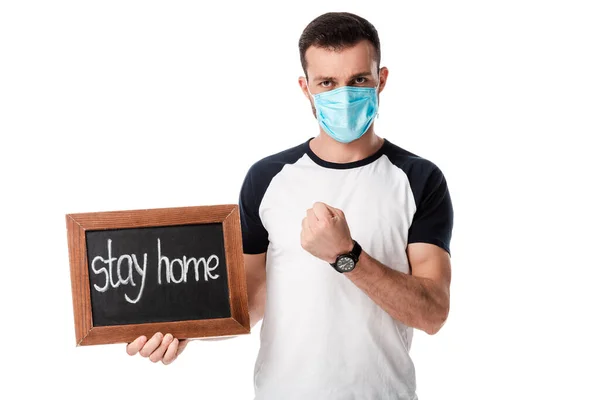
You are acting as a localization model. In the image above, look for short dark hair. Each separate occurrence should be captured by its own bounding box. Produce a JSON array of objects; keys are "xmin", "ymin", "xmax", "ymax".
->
[{"xmin": 298, "ymin": 12, "xmax": 381, "ymax": 78}]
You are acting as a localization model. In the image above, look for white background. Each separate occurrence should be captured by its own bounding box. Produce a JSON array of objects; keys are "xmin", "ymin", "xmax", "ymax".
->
[{"xmin": 1, "ymin": 1, "xmax": 599, "ymax": 399}]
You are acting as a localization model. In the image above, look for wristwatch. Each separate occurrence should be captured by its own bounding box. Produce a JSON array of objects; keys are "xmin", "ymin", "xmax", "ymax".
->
[{"xmin": 330, "ymin": 240, "xmax": 362, "ymax": 273}]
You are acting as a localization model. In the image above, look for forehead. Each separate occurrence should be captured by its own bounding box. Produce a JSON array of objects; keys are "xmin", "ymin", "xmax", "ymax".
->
[{"xmin": 304, "ymin": 40, "xmax": 377, "ymax": 79}]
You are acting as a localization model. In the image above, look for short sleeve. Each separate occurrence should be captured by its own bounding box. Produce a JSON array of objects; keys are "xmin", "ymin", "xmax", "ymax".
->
[
  {"xmin": 407, "ymin": 165, "xmax": 454, "ymax": 255},
  {"xmin": 238, "ymin": 165, "xmax": 269, "ymax": 254}
]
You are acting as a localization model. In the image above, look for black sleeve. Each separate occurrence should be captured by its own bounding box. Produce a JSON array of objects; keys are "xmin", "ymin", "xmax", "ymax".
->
[
  {"xmin": 407, "ymin": 165, "xmax": 454, "ymax": 255},
  {"xmin": 238, "ymin": 164, "xmax": 269, "ymax": 254}
]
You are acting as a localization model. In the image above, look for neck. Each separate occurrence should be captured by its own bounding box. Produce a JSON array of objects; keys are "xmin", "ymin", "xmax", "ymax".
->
[{"xmin": 310, "ymin": 126, "xmax": 384, "ymax": 164}]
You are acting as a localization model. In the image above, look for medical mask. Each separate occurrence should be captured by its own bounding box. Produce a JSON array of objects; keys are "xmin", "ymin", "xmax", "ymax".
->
[{"xmin": 309, "ymin": 85, "xmax": 379, "ymax": 143}]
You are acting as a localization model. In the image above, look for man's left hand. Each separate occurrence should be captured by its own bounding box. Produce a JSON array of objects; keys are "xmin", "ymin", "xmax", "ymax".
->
[{"xmin": 301, "ymin": 202, "xmax": 354, "ymax": 264}]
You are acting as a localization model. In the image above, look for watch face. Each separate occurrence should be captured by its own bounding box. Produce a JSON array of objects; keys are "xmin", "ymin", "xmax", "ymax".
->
[{"xmin": 336, "ymin": 256, "xmax": 355, "ymax": 272}]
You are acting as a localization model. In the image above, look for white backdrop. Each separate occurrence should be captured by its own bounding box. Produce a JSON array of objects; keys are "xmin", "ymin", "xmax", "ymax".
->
[{"xmin": 1, "ymin": 1, "xmax": 599, "ymax": 399}]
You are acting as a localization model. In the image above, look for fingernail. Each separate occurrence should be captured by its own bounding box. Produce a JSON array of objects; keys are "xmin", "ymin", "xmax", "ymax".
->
[
  {"xmin": 165, "ymin": 333, "xmax": 173, "ymax": 342},
  {"xmin": 140, "ymin": 336, "xmax": 147, "ymax": 344}
]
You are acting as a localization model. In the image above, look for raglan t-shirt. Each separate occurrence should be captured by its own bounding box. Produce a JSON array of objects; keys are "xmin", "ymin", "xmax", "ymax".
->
[{"xmin": 238, "ymin": 136, "xmax": 453, "ymax": 400}]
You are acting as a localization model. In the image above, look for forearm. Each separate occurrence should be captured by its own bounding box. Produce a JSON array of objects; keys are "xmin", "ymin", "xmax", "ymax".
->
[{"xmin": 345, "ymin": 250, "xmax": 448, "ymax": 334}]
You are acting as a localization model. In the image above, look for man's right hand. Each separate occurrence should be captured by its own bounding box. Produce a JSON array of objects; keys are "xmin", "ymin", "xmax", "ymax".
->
[{"xmin": 126, "ymin": 333, "xmax": 189, "ymax": 365}]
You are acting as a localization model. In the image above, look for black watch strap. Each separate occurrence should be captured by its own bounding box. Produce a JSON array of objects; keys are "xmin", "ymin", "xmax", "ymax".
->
[{"xmin": 349, "ymin": 240, "xmax": 362, "ymax": 261}]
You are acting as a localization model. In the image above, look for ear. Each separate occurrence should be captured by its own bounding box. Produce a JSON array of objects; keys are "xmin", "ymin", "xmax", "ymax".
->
[
  {"xmin": 298, "ymin": 76, "xmax": 311, "ymax": 100},
  {"xmin": 377, "ymin": 67, "xmax": 389, "ymax": 93}
]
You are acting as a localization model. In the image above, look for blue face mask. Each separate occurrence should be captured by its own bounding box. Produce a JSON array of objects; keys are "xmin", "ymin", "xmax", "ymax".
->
[{"xmin": 309, "ymin": 85, "xmax": 379, "ymax": 143}]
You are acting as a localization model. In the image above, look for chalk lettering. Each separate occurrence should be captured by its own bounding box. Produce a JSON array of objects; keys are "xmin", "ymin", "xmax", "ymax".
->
[
  {"xmin": 90, "ymin": 239, "xmax": 148, "ymax": 304},
  {"xmin": 117, "ymin": 254, "xmax": 135, "ymax": 287},
  {"xmin": 91, "ymin": 255, "xmax": 109, "ymax": 292},
  {"xmin": 205, "ymin": 255, "xmax": 220, "ymax": 281},
  {"xmin": 156, "ymin": 238, "xmax": 220, "ymax": 284},
  {"xmin": 157, "ymin": 238, "xmax": 169, "ymax": 284},
  {"xmin": 102, "ymin": 239, "xmax": 118, "ymax": 288},
  {"xmin": 125, "ymin": 253, "xmax": 147, "ymax": 304},
  {"xmin": 170, "ymin": 258, "xmax": 185, "ymax": 284},
  {"xmin": 91, "ymin": 237, "xmax": 221, "ymax": 304}
]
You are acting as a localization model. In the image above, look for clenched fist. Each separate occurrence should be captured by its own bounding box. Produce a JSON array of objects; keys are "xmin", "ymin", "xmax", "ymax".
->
[{"xmin": 301, "ymin": 202, "xmax": 354, "ymax": 264}]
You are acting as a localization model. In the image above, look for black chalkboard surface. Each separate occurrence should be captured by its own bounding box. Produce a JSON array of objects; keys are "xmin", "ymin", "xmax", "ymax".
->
[
  {"xmin": 86, "ymin": 223, "xmax": 231, "ymax": 326},
  {"xmin": 66, "ymin": 205, "xmax": 249, "ymax": 346}
]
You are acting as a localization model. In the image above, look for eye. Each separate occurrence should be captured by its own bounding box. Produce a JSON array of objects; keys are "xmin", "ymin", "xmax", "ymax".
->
[
  {"xmin": 354, "ymin": 77, "xmax": 367, "ymax": 84},
  {"xmin": 320, "ymin": 80, "xmax": 332, "ymax": 88}
]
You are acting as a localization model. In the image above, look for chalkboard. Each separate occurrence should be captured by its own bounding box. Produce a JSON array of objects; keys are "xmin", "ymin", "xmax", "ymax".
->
[{"xmin": 66, "ymin": 205, "xmax": 249, "ymax": 346}]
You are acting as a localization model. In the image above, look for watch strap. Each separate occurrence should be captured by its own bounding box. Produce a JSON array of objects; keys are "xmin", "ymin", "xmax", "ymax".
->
[{"xmin": 350, "ymin": 240, "xmax": 362, "ymax": 261}]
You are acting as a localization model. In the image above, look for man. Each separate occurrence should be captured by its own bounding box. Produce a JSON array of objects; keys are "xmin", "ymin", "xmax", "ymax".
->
[{"xmin": 127, "ymin": 12, "xmax": 453, "ymax": 400}]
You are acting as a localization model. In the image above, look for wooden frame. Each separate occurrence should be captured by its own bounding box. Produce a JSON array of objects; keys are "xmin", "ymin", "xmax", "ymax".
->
[{"xmin": 65, "ymin": 204, "xmax": 250, "ymax": 346}]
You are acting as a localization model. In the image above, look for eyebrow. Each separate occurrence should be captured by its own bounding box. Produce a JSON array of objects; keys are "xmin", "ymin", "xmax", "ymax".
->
[{"xmin": 313, "ymin": 71, "xmax": 373, "ymax": 82}]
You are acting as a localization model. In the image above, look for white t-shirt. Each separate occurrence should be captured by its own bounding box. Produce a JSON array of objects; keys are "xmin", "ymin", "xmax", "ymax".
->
[{"xmin": 238, "ymin": 136, "xmax": 453, "ymax": 400}]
